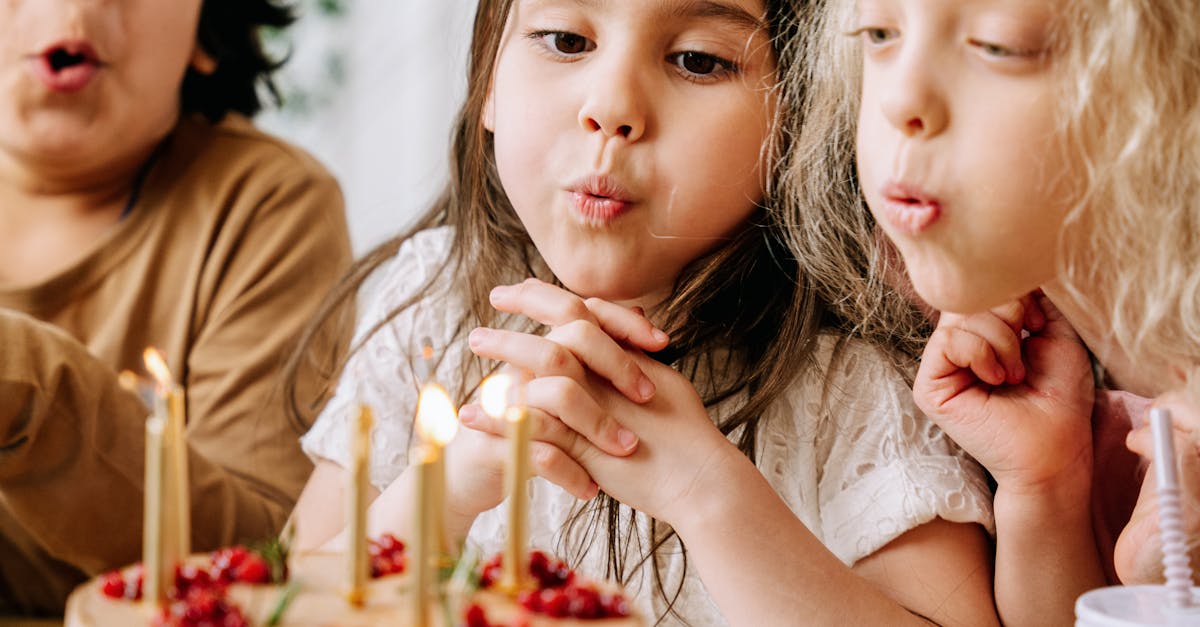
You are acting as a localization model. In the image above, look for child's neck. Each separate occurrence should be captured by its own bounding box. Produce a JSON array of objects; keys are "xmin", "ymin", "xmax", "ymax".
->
[
  {"xmin": 0, "ymin": 151, "xmax": 147, "ymax": 287},
  {"xmin": 1042, "ymin": 281, "xmax": 1167, "ymax": 398}
]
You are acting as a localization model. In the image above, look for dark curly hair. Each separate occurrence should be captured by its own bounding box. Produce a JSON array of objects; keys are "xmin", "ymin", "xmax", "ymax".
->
[{"xmin": 182, "ymin": 0, "xmax": 296, "ymax": 121}]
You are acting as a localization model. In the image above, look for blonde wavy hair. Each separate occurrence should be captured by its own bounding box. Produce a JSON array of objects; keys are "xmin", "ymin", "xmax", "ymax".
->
[
  {"xmin": 789, "ymin": 0, "xmax": 1200, "ymax": 379},
  {"xmin": 1056, "ymin": 0, "xmax": 1200, "ymax": 377}
]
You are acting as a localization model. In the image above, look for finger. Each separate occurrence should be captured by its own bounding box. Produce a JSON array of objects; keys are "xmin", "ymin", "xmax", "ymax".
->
[
  {"xmin": 950, "ymin": 309, "xmax": 1027, "ymax": 381},
  {"xmin": 489, "ymin": 279, "xmax": 668, "ymax": 352},
  {"xmin": 460, "ymin": 403, "xmax": 575, "ymax": 448},
  {"xmin": 1127, "ymin": 424, "xmax": 1152, "ymax": 458},
  {"xmin": 547, "ymin": 320, "xmax": 656, "ymax": 403},
  {"xmin": 914, "ymin": 327, "xmax": 999, "ymax": 413},
  {"xmin": 1032, "ymin": 292, "xmax": 1082, "ymax": 342},
  {"xmin": 583, "ymin": 297, "xmax": 669, "ymax": 352},
  {"xmin": 459, "ymin": 404, "xmax": 600, "ymax": 500},
  {"xmin": 1020, "ymin": 292, "xmax": 1046, "ymax": 333},
  {"xmin": 469, "ymin": 327, "xmax": 585, "ymax": 380},
  {"xmin": 530, "ymin": 442, "xmax": 599, "ymax": 501},
  {"xmin": 988, "ymin": 299, "xmax": 1027, "ymax": 337},
  {"xmin": 527, "ymin": 376, "xmax": 639, "ymax": 456},
  {"xmin": 490, "ymin": 279, "xmax": 599, "ymax": 327},
  {"xmin": 938, "ymin": 317, "xmax": 1020, "ymax": 385}
]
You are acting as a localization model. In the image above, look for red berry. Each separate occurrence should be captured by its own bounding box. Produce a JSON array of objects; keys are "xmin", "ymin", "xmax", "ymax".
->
[
  {"xmin": 517, "ymin": 589, "xmax": 540, "ymax": 612},
  {"xmin": 233, "ymin": 554, "xmax": 271, "ymax": 584},
  {"xmin": 464, "ymin": 603, "xmax": 490, "ymax": 627},
  {"xmin": 541, "ymin": 588, "xmax": 570, "ymax": 618},
  {"xmin": 99, "ymin": 571, "xmax": 126, "ymax": 599}
]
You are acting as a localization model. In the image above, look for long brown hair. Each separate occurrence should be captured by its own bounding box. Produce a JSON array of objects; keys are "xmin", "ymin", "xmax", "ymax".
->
[{"xmin": 284, "ymin": 0, "xmax": 922, "ymax": 622}]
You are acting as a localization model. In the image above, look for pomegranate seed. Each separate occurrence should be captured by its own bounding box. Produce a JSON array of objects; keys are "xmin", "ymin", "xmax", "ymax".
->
[
  {"xmin": 464, "ymin": 603, "xmax": 490, "ymax": 627},
  {"xmin": 541, "ymin": 589, "xmax": 570, "ymax": 617},
  {"xmin": 99, "ymin": 571, "xmax": 126, "ymax": 599},
  {"xmin": 233, "ymin": 554, "xmax": 271, "ymax": 584}
]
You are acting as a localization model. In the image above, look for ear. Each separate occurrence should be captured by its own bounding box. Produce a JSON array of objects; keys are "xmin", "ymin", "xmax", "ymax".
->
[
  {"xmin": 482, "ymin": 82, "xmax": 496, "ymax": 132},
  {"xmin": 189, "ymin": 45, "xmax": 218, "ymax": 75}
]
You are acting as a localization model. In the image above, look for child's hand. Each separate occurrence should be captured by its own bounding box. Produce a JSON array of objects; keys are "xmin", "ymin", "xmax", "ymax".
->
[
  {"xmin": 444, "ymin": 279, "xmax": 670, "ymax": 519},
  {"xmin": 468, "ymin": 282, "xmax": 736, "ymax": 524},
  {"xmin": 466, "ymin": 345, "xmax": 734, "ymax": 524},
  {"xmin": 442, "ymin": 401, "xmax": 601, "ymax": 521},
  {"xmin": 1115, "ymin": 388, "xmax": 1200, "ymax": 584},
  {"xmin": 913, "ymin": 292, "xmax": 1095, "ymax": 493}
]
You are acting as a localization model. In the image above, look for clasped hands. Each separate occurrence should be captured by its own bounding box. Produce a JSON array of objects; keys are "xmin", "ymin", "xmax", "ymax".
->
[{"xmin": 440, "ymin": 278, "xmax": 735, "ymax": 530}]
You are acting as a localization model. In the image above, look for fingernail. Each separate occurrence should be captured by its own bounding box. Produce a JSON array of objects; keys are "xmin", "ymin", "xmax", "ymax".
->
[
  {"xmin": 490, "ymin": 285, "xmax": 512, "ymax": 302},
  {"xmin": 637, "ymin": 375, "xmax": 656, "ymax": 401},
  {"xmin": 994, "ymin": 366, "xmax": 1007, "ymax": 384},
  {"xmin": 459, "ymin": 406, "xmax": 479, "ymax": 426},
  {"xmin": 586, "ymin": 482, "xmax": 600, "ymax": 500},
  {"xmin": 617, "ymin": 428, "xmax": 638, "ymax": 452},
  {"xmin": 652, "ymin": 329, "xmax": 669, "ymax": 344},
  {"xmin": 468, "ymin": 328, "xmax": 488, "ymax": 348}
]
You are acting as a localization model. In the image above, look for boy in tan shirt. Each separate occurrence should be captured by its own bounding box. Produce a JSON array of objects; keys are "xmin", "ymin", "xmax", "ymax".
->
[{"xmin": 0, "ymin": 0, "xmax": 351, "ymax": 614}]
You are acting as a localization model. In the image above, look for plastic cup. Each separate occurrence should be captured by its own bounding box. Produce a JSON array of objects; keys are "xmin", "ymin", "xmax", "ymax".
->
[{"xmin": 1076, "ymin": 585, "xmax": 1200, "ymax": 626}]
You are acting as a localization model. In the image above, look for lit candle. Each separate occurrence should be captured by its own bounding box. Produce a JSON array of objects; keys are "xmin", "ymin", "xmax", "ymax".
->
[
  {"xmin": 410, "ymin": 383, "xmax": 458, "ymax": 622},
  {"xmin": 346, "ymin": 404, "xmax": 373, "ymax": 607},
  {"xmin": 144, "ymin": 349, "xmax": 189, "ymax": 560},
  {"xmin": 410, "ymin": 443, "xmax": 435, "ymax": 626},
  {"xmin": 142, "ymin": 415, "xmax": 168, "ymax": 607},
  {"xmin": 481, "ymin": 374, "xmax": 529, "ymax": 593}
]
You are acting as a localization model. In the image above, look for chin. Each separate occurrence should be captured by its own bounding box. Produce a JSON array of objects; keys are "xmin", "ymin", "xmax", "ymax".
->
[
  {"xmin": 913, "ymin": 273, "xmax": 1035, "ymax": 316},
  {"xmin": 556, "ymin": 273, "xmax": 647, "ymax": 304}
]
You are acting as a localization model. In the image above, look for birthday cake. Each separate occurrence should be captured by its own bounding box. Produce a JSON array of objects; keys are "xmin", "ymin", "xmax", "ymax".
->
[{"xmin": 65, "ymin": 538, "xmax": 641, "ymax": 626}]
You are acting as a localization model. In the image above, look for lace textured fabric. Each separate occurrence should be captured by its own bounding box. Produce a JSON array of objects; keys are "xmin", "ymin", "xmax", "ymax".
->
[{"xmin": 301, "ymin": 227, "xmax": 995, "ymax": 625}]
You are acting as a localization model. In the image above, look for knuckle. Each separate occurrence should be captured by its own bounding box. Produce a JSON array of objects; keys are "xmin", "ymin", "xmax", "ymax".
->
[
  {"xmin": 558, "ymin": 298, "xmax": 590, "ymax": 323},
  {"xmin": 533, "ymin": 445, "xmax": 558, "ymax": 472},
  {"xmin": 540, "ymin": 344, "xmax": 572, "ymax": 373},
  {"xmin": 620, "ymin": 357, "xmax": 643, "ymax": 385}
]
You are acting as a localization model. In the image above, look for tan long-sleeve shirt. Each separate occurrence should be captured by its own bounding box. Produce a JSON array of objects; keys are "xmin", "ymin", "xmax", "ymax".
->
[{"xmin": 0, "ymin": 114, "xmax": 351, "ymax": 614}]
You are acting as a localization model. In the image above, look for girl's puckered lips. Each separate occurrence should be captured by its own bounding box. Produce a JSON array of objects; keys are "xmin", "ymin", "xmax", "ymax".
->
[
  {"xmin": 879, "ymin": 180, "xmax": 943, "ymax": 236},
  {"xmin": 27, "ymin": 40, "xmax": 103, "ymax": 93},
  {"xmin": 567, "ymin": 174, "xmax": 637, "ymax": 225}
]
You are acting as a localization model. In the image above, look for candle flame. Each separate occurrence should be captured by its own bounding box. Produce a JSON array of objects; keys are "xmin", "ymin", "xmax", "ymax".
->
[
  {"xmin": 480, "ymin": 374, "xmax": 513, "ymax": 419},
  {"xmin": 143, "ymin": 348, "xmax": 173, "ymax": 390},
  {"xmin": 415, "ymin": 383, "xmax": 458, "ymax": 446}
]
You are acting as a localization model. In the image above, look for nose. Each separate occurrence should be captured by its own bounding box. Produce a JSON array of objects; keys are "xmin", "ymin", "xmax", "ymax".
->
[
  {"xmin": 577, "ymin": 53, "xmax": 647, "ymax": 142},
  {"xmin": 879, "ymin": 52, "xmax": 948, "ymax": 138}
]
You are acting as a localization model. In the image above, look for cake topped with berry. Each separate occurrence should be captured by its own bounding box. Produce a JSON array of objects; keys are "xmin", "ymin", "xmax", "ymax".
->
[{"xmin": 65, "ymin": 540, "xmax": 641, "ymax": 626}]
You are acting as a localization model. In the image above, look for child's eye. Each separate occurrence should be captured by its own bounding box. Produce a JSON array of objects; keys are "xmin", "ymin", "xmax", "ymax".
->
[
  {"xmin": 851, "ymin": 26, "xmax": 898, "ymax": 45},
  {"xmin": 864, "ymin": 27, "xmax": 896, "ymax": 44},
  {"xmin": 667, "ymin": 51, "xmax": 736, "ymax": 81},
  {"xmin": 529, "ymin": 30, "xmax": 596, "ymax": 57},
  {"xmin": 970, "ymin": 39, "xmax": 1015, "ymax": 58},
  {"xmin": 967, "ymin": 38, "xmax": 1046, "ymax": 62}
]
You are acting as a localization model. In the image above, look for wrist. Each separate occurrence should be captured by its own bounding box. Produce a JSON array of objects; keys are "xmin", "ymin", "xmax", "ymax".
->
[
  {"xmin": 666, "ymin": 443, "xmax": 763, "ymax": 537},
  {"xmin": 993, "ymin": 459, "xmax": 1093, "ymax": 530}
]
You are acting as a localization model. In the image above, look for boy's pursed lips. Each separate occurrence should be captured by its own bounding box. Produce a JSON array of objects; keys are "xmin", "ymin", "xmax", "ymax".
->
[{"xmin": 24, "ymin": 39, "xmax": 103, "ymax": 93}]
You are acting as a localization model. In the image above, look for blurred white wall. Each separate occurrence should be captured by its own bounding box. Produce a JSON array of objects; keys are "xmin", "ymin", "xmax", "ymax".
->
[{"xmin": 259, "ymin": 1, "xmax": 478, "ymax": 254}]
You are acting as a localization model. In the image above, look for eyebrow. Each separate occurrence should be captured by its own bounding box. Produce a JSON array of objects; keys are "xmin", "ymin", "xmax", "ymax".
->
[
  {"xmin": 526, "ymin": 0, "xmax": 767, "ymax": 35},
  {"xmin": 665, "ymin": 0, "xmax": 767, "ymax": 35}
]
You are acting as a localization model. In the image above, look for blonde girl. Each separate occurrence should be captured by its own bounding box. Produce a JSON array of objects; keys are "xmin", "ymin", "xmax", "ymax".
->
[{"xmin": 789, "ymin": 0, "xmax": 1200, "ymax": 623}]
